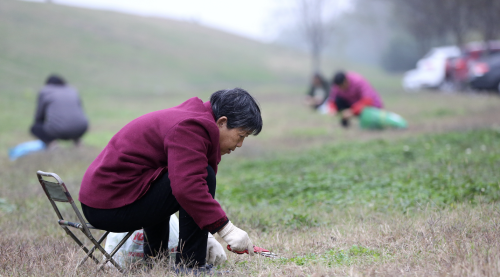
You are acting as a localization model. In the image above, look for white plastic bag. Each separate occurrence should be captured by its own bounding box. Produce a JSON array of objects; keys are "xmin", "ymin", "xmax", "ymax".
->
[
  {"xmin": 168, "ymin": 213, "xmax": 179, "ymax": 250},
  {"xmin": 104, "ymin": 214, "xmax": 179, "ymax": 266}
]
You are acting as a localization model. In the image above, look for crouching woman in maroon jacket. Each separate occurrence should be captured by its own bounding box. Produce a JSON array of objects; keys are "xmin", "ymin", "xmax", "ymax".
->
[{"xmin": 78, "ymin": 88, "xmax": 262, "ymax": 272}]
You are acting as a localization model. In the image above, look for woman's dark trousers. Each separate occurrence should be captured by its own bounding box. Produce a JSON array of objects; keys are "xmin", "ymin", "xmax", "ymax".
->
[
  {"xmin": 81, "ymin": 165, "xmax": 217, "ymax": 267},
  {"xmin": 334, "ymin": 96, "xmax": 353, "ymax": 128},
  {"xmin": 30, "ymin": 123, "xmax": 87, "ymax": 145}
]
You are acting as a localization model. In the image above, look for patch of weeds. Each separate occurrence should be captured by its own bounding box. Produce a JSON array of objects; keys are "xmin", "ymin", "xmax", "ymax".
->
[
  {"xmin": 282, "ymin": 210, "xmax": 320, "ymax": 229},
  {"xmin": 274, "ymin": 245, "xmax": 382, "ymax": 267}
]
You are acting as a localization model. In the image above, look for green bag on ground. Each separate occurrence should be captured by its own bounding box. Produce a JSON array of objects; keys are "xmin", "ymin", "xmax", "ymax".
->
[{"xmin": 359, "ymin": 107, "xmax": 408, "ymax": 130}]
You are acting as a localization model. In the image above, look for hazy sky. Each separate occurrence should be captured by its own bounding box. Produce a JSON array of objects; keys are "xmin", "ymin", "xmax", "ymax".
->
[
  {"xmin": 24, "ymin": 0, "xmax": 284, "ymax": 41},
  {"xmin": 23, "ymin": 0, "xmax": 353, "ymax": 42}
]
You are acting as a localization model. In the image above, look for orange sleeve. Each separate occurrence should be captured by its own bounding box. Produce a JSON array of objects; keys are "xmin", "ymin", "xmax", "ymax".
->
[
  {"xmin": 351, "ymin": 97, "xmax": 373, "ymax": 115},
  {"xmin": 328, "ymin": 99, "xmax": 337, "ymax": 113}
]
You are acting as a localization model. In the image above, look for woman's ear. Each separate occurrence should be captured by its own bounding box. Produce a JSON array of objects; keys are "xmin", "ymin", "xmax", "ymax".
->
[{"xmin": 216, "ymin": 116, "xmax": 228, "ymax": 127}]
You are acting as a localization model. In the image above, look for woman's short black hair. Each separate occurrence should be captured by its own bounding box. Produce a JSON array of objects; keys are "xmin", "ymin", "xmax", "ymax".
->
[
  {"xmin": 210, "ymin": 88, "xmax": 262, "ymax": 135},
  {"xmin": 333, "ymin": 71, "xmax": 346, "ymax": 86},
  {"xmin": 45, "ymin": 74, "xmax": 66, "ymax": 86}
]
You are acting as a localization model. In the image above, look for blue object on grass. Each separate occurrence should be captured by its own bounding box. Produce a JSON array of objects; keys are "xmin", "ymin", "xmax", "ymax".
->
[{"xmin": 8, "ymin": 140, "xmax": 46, "ymax": 160}]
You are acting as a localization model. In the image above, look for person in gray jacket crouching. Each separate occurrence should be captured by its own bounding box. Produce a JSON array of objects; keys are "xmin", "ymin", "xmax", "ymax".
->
[{"xmin": 31, "ymin": 74, "xmax": 88, "ymax": 148}]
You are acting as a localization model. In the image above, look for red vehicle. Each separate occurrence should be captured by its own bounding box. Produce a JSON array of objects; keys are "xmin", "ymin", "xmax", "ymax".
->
[{"xmin": 444, "ymin": 41, "xmax": 500, "ymax": 91}]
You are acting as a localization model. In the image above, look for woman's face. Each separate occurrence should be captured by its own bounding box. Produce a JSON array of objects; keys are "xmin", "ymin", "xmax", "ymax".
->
[
  {"xmin": 339, "ymin": 79, "xmax": 349, "ymax": 90},
  {"xmin": 217, "ymin": 116, "xmax": 251, "ymax": 155}
]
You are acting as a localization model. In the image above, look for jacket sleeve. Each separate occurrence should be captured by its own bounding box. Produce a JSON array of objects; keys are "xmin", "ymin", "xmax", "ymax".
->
[
  {"xmin": 351, "ymin": 77, "xmax": 377, "ymax": 115},
  {"xmin": 351, "ymin": 97, "xmax": 373, "ymax": 115},
  {"xmin": 166, "ymin": 120, "xmax": 227, "ymax": 232},
  {"xmin": 34, "ymin": 92, "xmax": 46, "ymax": 124}
]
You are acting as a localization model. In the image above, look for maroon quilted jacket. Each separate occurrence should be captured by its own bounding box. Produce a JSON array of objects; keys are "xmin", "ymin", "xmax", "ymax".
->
[{"xmin": 79, "ymin": 97, "xmax": 226, "ymax": 231}]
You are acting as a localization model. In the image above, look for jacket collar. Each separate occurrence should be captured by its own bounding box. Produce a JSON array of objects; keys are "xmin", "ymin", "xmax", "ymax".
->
[{"xmin": 203, "ymin": 101, "xmax": 216, "ymax": 122}]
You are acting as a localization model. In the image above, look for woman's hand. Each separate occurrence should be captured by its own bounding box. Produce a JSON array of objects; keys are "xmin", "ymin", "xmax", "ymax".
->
[
  {"xmin": 206, "ymin": 233, "xmax": 227, "ymax": 266},
  {"xmin": 341, "ymin": 109, "xmax": 354, "ymax": 119},
  {"xmin": 217, "ymin": 221, "xmax": 254, "ymax": 256}
]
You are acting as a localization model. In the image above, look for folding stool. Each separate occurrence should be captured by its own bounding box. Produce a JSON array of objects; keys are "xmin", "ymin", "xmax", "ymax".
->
[{"xmin": 36, "ymin": 170, "xmax": 135, "ymax": 273}]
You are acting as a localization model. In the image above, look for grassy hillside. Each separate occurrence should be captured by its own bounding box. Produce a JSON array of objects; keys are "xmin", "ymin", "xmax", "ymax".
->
[
  {"xmin": 0, "ymin": 1, "xmax": 307, "ymax": 93},
  {"xmin": 2, "ymin": 0, "xmax": 499, "ymax": 152},
  {"xmin": 0, "ymin": 0, "xmax": 313, "ymax": 149}
]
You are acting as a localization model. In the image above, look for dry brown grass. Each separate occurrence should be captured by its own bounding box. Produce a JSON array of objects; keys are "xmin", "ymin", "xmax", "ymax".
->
[
  {"xmin": 233, "ymin": 203, "xmax": 500, "ymax": 276},
  {"xmin": 2, "ymin": 201, "xmax": 500, "ymax": 276}
]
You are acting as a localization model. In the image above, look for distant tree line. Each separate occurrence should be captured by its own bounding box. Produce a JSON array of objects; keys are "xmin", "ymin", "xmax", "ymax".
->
[
  {"xmin": 376, "ymin": 0, "xmax": 500, "ymax": 72},
  {"xmin": 275, "ymin": 0, "xmax": 500, "ymax": 73},
  {"xmin": 389, "ymin": 0, "xmax": 500, "ymax": 51}
]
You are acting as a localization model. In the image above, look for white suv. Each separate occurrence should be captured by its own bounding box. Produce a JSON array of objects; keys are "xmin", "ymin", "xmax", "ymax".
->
[{"xmin": 402, "ymin": 46, "xmax": 460, "ymax": 91}]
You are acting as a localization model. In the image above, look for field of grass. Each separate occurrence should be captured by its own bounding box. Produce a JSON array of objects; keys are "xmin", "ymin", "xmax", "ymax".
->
[
  {"xmin": 2, "ymin": 127, "xmax": 500, "ymax": 276},
  {"xmin": 219, "ymin": 129, "xmax": 500, "ymax": 226},
  {"xmin": 2, "ymin": 1, "xmax": 500, "ymax": 276}
]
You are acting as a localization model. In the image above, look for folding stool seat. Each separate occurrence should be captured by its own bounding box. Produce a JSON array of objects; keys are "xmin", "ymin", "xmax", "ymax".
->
[{"xmin": 36, "ymin": 170, "xmax": 136, "ymax": 273}]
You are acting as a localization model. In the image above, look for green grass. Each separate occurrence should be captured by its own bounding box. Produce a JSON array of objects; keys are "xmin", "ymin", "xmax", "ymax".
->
[
  {"xmin": 278, "ymin": 245, "xmax": 383, "ymax": 267},
  {"xmin": 217, "ymin": 128, "xmax": 500, "ymax": 229},
  {"xmin": 230, "ymin": 245, "xmax": 383, "ymax": 269}
]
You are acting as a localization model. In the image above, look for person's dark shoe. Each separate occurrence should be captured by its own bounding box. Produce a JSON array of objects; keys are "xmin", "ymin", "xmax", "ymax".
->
[
  {"xmin": 341, "ymin": 118, "xmax": 350, "ymax": 128},
  {"xmin": 73, "ymin": 138, "xmax": 82, "ymax": 147}
]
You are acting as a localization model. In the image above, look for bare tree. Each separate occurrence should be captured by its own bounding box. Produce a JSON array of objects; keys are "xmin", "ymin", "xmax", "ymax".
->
[
  {"xmin": 280, "ymin": 0, "xmax": 339, "ymax": 72},
  {"xmin": 298, "ymin": 0, "xmax": 333, "ymax": 72}
]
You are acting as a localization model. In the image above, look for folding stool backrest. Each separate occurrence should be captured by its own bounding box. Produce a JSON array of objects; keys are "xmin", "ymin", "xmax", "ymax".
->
[
  {"xmin": 36, "ymin": 170, "xmax": 92, "ymax": 237},
  {"xmin": 36, "ymin": 170, "xmax": 135, "ymax": 273}
]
